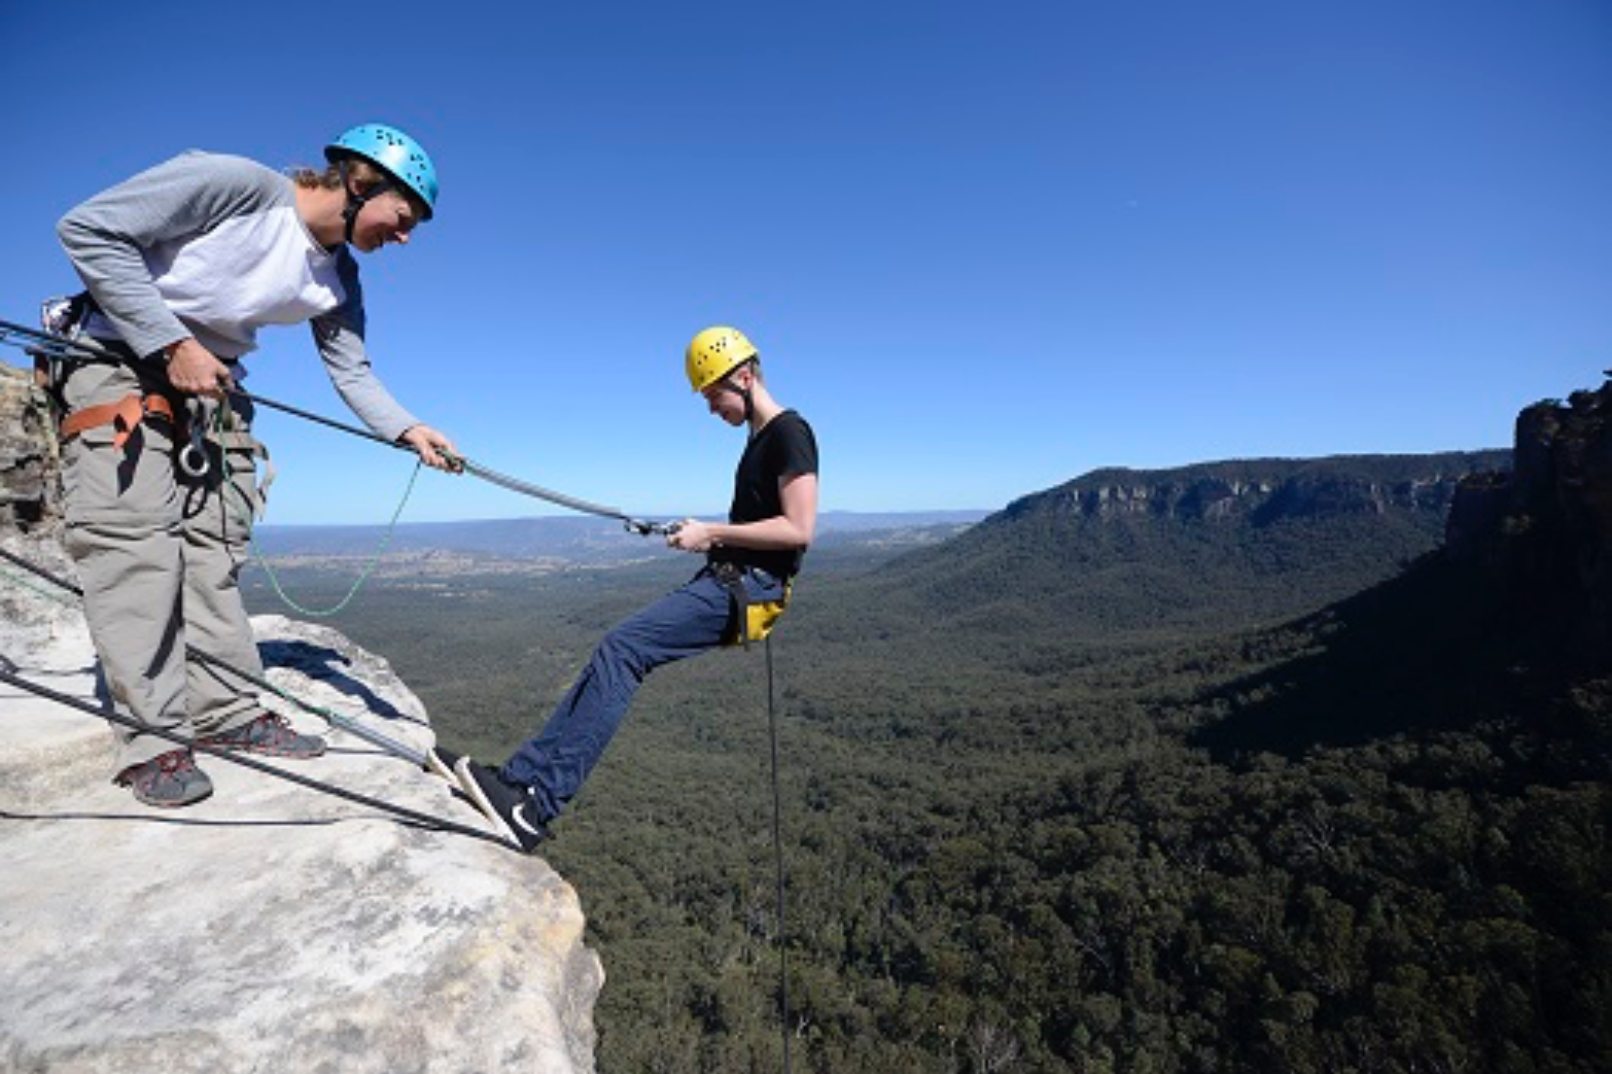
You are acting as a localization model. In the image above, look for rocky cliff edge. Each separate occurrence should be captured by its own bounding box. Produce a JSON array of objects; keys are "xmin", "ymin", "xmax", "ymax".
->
[
  {"xmin": 1446, "ymin": 379, "xmax": 1612, "ymax": 657},
  {"xmin": 0, "ymin": 528, "xmax": 602, "ymax": 1073}
]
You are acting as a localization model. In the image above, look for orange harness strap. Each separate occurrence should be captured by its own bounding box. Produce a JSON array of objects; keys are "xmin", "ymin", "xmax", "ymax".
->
[{"xmin": 59, "ymin": 392, "xmax": 179, "ymax": 450}]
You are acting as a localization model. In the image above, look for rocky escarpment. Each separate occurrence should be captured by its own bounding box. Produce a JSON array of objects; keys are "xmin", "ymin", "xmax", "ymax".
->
[
  {"xmin": 1446, "ymin": 379, "xmax": 1612, "ymax": 655},
  {"xmin": 999, "ymin": 452, "xmax": 1511, "ymax": 527},
  {"xmin": 0, "ymin": 361, "xmax": 60, "ymax": 531},
  {"xmin": 0, "ymin": 526, "xmax": 602, "ymax": 1073},
  {"xmin": 872, "ymin": 451, "xmax": 1519, "ymax": 642}
]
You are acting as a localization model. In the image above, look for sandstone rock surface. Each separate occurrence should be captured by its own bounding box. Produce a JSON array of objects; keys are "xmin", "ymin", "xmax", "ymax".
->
[
  {"xmin": 0, "ymin": 362, "xmax": 59, "ymax": 531},
  {"xmin": 0, "ymin": 533, "xmax": 601, "ymax": 1074},
  {"xmin": 1446, "ymin": 379, "xmax": 1612, "ymax": 653}
]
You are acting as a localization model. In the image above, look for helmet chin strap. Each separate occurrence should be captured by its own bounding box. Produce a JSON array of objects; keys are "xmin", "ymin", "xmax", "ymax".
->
[
  {"xmin": 337, "ymin": 159, "xmax": 396, "ymax": 245},
  {"xmin": 720, "ymin": 362, "xmax": 756, "ymax": 424}
]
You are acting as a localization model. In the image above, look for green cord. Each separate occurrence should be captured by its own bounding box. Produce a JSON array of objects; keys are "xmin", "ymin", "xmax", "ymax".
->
[
  {"xmin": 205, "ymin": 401, "xmax": 424, "ymax": 618},
  {"xmin": 0, "ymin": 564, "xmax": 76, "ymax": 606},
  {"xmin": 243, "ymin": 463, "xmax": 423, "ymax": 619}
]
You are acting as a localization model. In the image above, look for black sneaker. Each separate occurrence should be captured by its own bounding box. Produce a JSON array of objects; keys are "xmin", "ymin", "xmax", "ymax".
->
[
  {"xmin": 198, "ymin": 712, "xmax": 326, "ymax": 759},
  {"xmin": 423, "ymin": 745, "xmax": 463, "ymax": 783},
  {"xmin": 453, "ymin": 758, "xmax": 548, "ymax": 853},
  {"xmin": 115, "ymin": 749, "xmax": 214, "ymax": 808}
]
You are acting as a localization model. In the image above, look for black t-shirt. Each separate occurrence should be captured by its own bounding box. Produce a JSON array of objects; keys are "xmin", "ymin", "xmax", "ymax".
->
[{"xmin": 711, "ymin": 409, "xmax": 818, "ymax": 578}]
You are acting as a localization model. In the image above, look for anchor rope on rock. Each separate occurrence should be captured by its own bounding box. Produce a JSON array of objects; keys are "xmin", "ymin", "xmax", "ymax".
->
[
  {"xmin": 0, "ymin": 544, "xmax": 523, "ymax": 848},
  {"xmin": 0, "ymin": 660, "xmax": 516, "ymax": 850}
]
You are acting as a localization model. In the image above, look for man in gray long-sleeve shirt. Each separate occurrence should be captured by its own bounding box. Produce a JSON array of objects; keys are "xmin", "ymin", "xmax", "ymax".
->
[{"xmin": 50, "ymin": 122, "xmax": 459, "ymax": 807}]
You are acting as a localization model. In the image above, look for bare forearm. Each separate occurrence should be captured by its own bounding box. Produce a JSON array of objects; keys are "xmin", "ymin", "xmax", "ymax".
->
[
  {"xmin": 704, "ymin": 515, "xmax": 814, "ymax": 552},
  {"xmin": 667, "ymin": 473, "xmax": 818, "ymax": 556}
]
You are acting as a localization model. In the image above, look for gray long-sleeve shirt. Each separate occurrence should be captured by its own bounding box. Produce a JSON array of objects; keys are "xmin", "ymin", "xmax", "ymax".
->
[{"xmin": 57, "ymin": 151, "xmax": 420, "ymax": 440}]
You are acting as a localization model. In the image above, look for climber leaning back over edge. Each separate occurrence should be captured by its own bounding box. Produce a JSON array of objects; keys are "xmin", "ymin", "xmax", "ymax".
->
[
  {"xmin": 46, "ymin": 123, "xmax": 460, "ymax": 808},
  {"xmin": 429, "ymin": 326, "xmax": 820, "ymax": 852}
]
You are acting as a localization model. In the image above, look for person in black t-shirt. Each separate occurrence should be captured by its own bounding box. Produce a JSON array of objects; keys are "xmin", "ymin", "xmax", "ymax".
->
[{"xmin": 437, "ymin": 326, "xmax": 819, "ymax": 850}]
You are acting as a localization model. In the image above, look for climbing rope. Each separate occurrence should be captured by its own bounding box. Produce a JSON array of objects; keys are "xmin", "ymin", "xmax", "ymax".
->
[
  {"xmin": 4, "ymin": 312, "xmax": 683, "ymax": 616},
  {"xmin": 765, "ymin": 636, "xmax": 794, "ymax": 1074},
  {"xmin": 0, "ymin": 560, "xmax": 72, "ymax": 604},
  {"xmin": 0, "ymin": 316, "xmax": 681, "ymax": 536}
]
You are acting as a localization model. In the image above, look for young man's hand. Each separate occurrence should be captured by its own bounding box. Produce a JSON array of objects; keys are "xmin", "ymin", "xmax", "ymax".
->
[
  {"xmin": 400, "ymin": 424, "xmax": 463, "ymax": 472},
  {"xmin": 668, "ymin": 519, "xmax": 716, "ymax": 552},
  {"xmin": 164, "ymin": 338, "xmax": 233, "ymax": 397}
]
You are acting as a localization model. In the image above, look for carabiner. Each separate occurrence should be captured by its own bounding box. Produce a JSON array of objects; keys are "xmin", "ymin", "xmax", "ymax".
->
[
  {"xmin": 624, "ymin": 519, "xmax": 682, "ymax": 537},
  {"xmin": 178, "ymin": 420, "xmax": 211, "ymax": 478}
]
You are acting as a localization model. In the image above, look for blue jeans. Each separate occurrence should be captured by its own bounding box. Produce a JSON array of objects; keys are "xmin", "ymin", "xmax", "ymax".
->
[{"xmin": 501, "ymin": 565, "xmax": 787, "ymax": 824}]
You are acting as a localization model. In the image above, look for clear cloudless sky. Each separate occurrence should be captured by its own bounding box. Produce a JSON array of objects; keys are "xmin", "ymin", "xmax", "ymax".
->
[{"xmin": 2, "ymin": 1, "xmax": 1609, "ymax": 524}]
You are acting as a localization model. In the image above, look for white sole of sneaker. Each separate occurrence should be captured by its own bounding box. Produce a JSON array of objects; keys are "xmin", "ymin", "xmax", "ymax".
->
[
  {"xmin": 453, "ymin": 757, "xmax": 519, "ymax": 844},
  {"xmin": 424, "ymin": 747, "xmax": 459, "ymax": 783},
  {"xmin": 125, "ymin": 782, "xmax": 214, "ymax": 808}
]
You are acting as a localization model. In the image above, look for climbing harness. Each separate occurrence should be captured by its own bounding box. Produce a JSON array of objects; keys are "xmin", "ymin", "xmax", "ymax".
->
[
  {"xmin": 49, "ymin": 388, "xmax": 212, "ymax": 480},
  {"xmin": 0, "ymin": 315, "xmax": 681, "ymax": 537},
  {"xmin": 709, "ymin": 561, "xmax": 792, "ymax": 649},
  {"xmin": 19, "ymin": 312, "xmax": 423, "ymax": 615},
  {"xmin": 57, "ymin": 390, "xmax": 176, "ymax": 449},
  {"xmin": 0, "ymin": 545, "xmax": 426, "ymax": 769}
]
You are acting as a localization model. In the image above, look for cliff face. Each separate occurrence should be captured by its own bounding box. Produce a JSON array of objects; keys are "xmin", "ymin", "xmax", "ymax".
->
[
  {"xmin": 998, "ymin": 452, "xmax": 1510, "ymax": 527},
  {"xmin": 1446, "ymin": 381, "xmax": 1612, "ymax": 654},
  {"xmin": 868, "ymin": 451, "xmax": 1516, "ymax": 644},
  {"xmin": 0, "ymin": 527, "xmax": 602, "ymax": 1073},
  {"xmin": 0, "ymin": 362, "xmax": 60, "ymax": 532}
]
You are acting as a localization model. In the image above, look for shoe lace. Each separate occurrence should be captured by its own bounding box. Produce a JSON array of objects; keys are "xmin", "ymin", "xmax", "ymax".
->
[
  {"xmin": 212, "ymin": 713, "xmax": 288, "ymax": 745},
  {"xmin": 249, "ymin": 713, "xmax": 292, "ymax": 736},
  {"xmin": 155, "ymin": 748, "xmax": 193, "ymax": 774},
  {"xmin": 147, "ymin": 750, "xmax": 196, "ymax": 780}
]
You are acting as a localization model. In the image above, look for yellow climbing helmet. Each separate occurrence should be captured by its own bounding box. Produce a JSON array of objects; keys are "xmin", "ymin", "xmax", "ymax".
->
[{"xmin": 685, "ymin": 326, "xmax": 758, "ymax": 392}]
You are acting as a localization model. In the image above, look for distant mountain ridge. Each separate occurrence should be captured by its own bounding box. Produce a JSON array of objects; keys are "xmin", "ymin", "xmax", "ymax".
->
[
  {"xmin": 999, "ymin": 451, "xmax": 1511, "ymax": 525},
  {"xmin": 867, "ymin": 450, "xmax": 1513, "ymax": 640}
]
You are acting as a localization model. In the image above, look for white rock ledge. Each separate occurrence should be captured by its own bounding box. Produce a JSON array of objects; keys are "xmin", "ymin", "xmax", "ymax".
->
[{"xmin": 0, "ymin": 575, "xmax": 601, "ymax": 1074}]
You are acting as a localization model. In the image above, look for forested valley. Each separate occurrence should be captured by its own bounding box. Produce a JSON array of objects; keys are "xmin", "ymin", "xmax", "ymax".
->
[{"xmin": 244, "ymin": 453, "xmax": 1610, "ymax": 1074}]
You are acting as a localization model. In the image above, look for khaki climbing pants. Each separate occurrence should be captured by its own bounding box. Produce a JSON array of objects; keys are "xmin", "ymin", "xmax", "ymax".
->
[{"xmin": 58, "ymin": 354, "xmax": 269, "ymax": 774}]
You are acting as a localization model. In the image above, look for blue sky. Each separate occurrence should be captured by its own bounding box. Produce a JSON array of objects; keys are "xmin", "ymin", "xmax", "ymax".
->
[{"xmin": 2, "ymin": 1, "xmax": 1609, "ymax": 525}]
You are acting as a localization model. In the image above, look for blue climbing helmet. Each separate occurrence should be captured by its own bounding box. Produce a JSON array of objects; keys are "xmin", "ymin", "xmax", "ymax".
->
[{"xmin": 324, "ymin": 123, "xmax": 439, "ymax": 221}]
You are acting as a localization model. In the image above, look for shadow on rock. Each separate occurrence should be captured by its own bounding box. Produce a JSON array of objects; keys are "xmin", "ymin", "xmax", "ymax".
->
[{"xmin": 258, "ymin": 638, "xmax": 424, "ymax": 726}]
